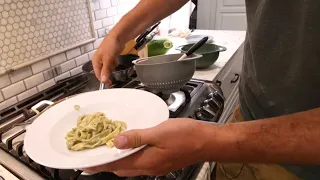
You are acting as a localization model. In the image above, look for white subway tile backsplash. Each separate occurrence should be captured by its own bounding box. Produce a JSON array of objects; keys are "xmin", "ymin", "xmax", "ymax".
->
[
  {"xmin": 102, "ymin": 17, "xmax": 114, "ymax": 27},
  {"xmin": 9, "ymin": 67, "xmax": 32, "ymax": 83},
  {"xmin": 49, "ymin": 53, "xmax": 67, "ymax": 66},
  {"xmin": 0, "ymin": 75, "xmax": 11, "ymax": 89},
  {"xmin": 24, "ymin": 73, "xmax": 45, "ymax": 89},
  {"xmin": 2, "ymin": 81, "xmax": 26, "ymax": 99},
  {"xmin": 113, "ymin": 15, "xmax": 122, "ymax": 24},
  {"xmin": 66, "ymin": 48, "xmax": 81, "ymax": 60},
  {"xmin": 89, "ymin": 50, "xmax": 97, "ymax": 60},
  {"xmin": 93, "ymin": 20, "xmax": 103, "ymax": 30},
  {"xmin": 55, "ymin": 72, "xmax": 71, "ymax": 82},
  {"xmin": 75, "ymin": 54, "xmax": 90, "ymax": 66},
  {"xmin": 95, "ymin": 9, "xmax": 107, "ymax": 20},
  {"xmin": 93, "ymin": 38, "xmax": 104, "ymax": 49},
  {"xmin": 111, "ymin": 0, "xmax": 119, "ymax": 6},
  {"xmin": 80, "ymin": 43, "xmax": 94, "ymax": 54},
  {"xmin": 70, "ymin": 66, "xmax": 83, "ymax": 76},
  {"xmin": 0, "ymin": 97, "xmax": 18, "ymax": 111},
  {"xmin": 60, "ymin": 60, "xmax": 76, "ymax": 73},
  {"xmin": 43, "ymin": 67, "xmax": 62, "ymax": 81},
  {"xmin": 31, "ymin": 59, "xmax": 51, "ymax": 74},
  {"xmin": 117, "ymin": 4, "xmax": 130, "ymax": 14},
  {"xmin": 108, "ymin": 25, "xmax": 115, "ymax": 30},
  {"xmin": 37, "ymin": 79, "xmax": 55, "ymax": 92},
  {"xmin": 17, "ymin": 87, "xmax": 38, "ymax": 101},
  {"xmin": 97, "ymin": 28, "xmax": 107, "ymax": 38},
  {"xmin": 90, "ymin": 0, "xmax": 100, "ymax": 11},
  {"xmin": 107, "ymin": 7, "xmax": 118, "ymax": 16},
  {"xmin": 100, "ymin": 0, "xmax": 111, "ymax": 9}
]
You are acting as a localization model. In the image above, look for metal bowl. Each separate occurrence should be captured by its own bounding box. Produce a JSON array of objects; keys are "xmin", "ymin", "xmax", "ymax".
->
[
  {"xmin": 176, "ymin": 43, "xmax": 226, "ymax": 69},
  {"xmin": 133, "ymin": 53, "xmax": 202, "ymax": 94}
]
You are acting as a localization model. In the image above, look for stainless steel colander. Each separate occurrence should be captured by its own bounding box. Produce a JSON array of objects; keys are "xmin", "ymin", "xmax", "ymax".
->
[{"xmin": 133, "ymin": 53, "xmax": 202, "ymax": 94}]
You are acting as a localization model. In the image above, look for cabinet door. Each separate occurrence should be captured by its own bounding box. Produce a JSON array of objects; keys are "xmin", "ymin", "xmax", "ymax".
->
[
  {"xmin": 197, "ymin": 0, "xmax": 247, "ymax": 30},
  {"xmin": 215, "ymin": 0, "xmax": 247, "ymax": 30},
  {"xmin": 214, "ymin": 43, "xmax": 244, "ymax": 99}
]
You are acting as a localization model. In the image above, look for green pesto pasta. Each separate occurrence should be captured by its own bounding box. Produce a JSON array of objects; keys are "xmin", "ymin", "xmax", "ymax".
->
[{"xmin": 65, "ymin": 112, "xmax": 127, "ymax": 151}]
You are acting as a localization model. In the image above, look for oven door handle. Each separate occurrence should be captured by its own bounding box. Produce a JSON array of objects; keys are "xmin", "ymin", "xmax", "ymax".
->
[{"xmin": 31, "ymin": 100, "xmax": 54, "ymax": 114}]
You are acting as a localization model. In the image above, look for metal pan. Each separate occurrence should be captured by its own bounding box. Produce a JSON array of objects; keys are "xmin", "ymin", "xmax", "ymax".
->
[
  {"xmin": 82, "ymin": 55, "xmax": 139, "ymax": 86},
  {"xmin": 133, "ymin": 53, "xmax": 202, "ymax": 94}
]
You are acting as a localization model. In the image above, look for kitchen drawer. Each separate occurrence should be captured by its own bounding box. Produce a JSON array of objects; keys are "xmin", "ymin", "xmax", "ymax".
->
[{"xmin": 214, "ymin": 43, "xmax": 244, "ymax": 99}]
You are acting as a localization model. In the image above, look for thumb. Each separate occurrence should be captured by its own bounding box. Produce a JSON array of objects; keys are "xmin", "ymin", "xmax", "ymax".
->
[
  {"xmin": 114, "ymin": 129, "xmax": 153, "ymax": 149},
  {"xmin": 100, "ymin": 62, "xmax": 111, "ymax": 83}
]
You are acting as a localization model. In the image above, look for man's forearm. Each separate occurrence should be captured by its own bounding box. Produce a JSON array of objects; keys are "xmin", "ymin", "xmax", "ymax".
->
[
  {"xmin": 200, "ymin": 107, "xmax": 320, "ymax": 165},
  {"xmin": 109, "ymin": 0, "xmax": 189, "ymax": 44}
]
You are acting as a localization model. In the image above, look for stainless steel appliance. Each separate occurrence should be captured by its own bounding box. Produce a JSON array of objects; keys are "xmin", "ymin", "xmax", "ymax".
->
[{"xmin": 0, "ymin": 71, "xmax": 224, "ymax": 180}]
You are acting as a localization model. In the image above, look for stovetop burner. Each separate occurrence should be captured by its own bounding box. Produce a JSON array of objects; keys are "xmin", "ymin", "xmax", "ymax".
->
[
  {"xmin": 122, "ymin": 80, "xmax": 199, "ymax": 118},
  {"xmin": 0, "ymin": 73, "xmax": 224, "ymax": 180}
]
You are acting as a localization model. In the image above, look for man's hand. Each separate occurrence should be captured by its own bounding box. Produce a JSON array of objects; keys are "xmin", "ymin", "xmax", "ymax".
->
[
  {"xmin": 90, "ymin": 0, "xmax": 189, "ymax": 83},
  {"xmin": 84, "ymin": 118, "xmax": 208, "ymax": 177},
  {"xmin": 92, "ymin": 34, "xmax": 124, "ymax": 84}
]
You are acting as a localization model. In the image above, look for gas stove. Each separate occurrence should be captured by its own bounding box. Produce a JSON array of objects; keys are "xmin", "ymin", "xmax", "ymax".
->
[{"xmin": 0, "ymin": 73, "xmax": 224, "ymax": 180}]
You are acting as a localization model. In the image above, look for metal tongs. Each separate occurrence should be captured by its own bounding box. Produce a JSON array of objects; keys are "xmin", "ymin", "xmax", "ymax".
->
[{"xmin": 99, "ymin": 82, "xmax": 105, "ymax": 90}]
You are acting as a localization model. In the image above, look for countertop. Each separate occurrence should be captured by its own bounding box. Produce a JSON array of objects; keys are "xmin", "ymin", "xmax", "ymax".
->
[{"xmin": 166, "ymin": 30, "xmax": 246, "ymax": 81}]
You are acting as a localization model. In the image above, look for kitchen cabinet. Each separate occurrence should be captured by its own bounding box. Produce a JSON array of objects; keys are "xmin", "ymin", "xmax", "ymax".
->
[
  {"xmin": 214, "ymin": 42, "xmax": 243, "ymax": 99},
  {"xmin": 197, "ymin": 0, "xmax": 247, "ymax": 30}
]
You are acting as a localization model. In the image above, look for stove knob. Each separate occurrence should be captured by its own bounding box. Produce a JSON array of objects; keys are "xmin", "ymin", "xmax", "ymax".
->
[
  {"xmin": 195, "ymin": 107, "xmax": 214, "ymax": 120},
  {"xmin": 208, "ymin": 91, "xmax": 224, "ymax": 105},
  {"xmin": 203, "ymin": 99, "xmax": 220, "ymax": 112}
]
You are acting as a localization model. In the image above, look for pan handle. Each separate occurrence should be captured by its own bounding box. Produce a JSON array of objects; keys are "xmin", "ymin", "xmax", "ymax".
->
[
  {"xmin": 132, "ymin": 59, "xmax": 142, "ymax": 65},
  {"xmin": 132, "ymin": 58, "xmax": 148, "ymax": 65},
  {"xmin": 31, "ymin": 100, "xmax": 54, "ymax": 114}
]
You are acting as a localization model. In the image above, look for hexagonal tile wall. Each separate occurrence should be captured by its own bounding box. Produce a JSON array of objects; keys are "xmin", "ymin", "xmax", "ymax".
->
[{"xmin": 0, "ymin": 0, "xmax": 94, "ymax": 72}]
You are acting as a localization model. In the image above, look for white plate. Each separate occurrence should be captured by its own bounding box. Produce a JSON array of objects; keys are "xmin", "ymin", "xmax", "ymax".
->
[
  {"xmin": 186, "ymin": 35, "xmax": 214, "ymax": 44},
  {"xmin": 24, "ymin": 89, "xmax": 169, "ymax": 169}
]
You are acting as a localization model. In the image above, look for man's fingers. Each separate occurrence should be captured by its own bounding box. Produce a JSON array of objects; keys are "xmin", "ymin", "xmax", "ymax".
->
[
  {"xmin": 83, "ymin": 146, "xmax": 161, "ymax": 173},
  {"xmin": 114, "ymin": 128, "xmax": 155, "ymax": 149},
  {"xmin": 100, "ymin": 61, "xmax": 111, "ymax": 83},
  {"xmin": 92, "ymin": 54, "xmax": 102, "ymax": 81}
]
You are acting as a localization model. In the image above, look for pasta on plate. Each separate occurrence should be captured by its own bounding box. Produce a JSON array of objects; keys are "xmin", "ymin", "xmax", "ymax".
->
[{"xmin": 65, "ymin": 112, "xmax": 127, "ymax": 151}]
